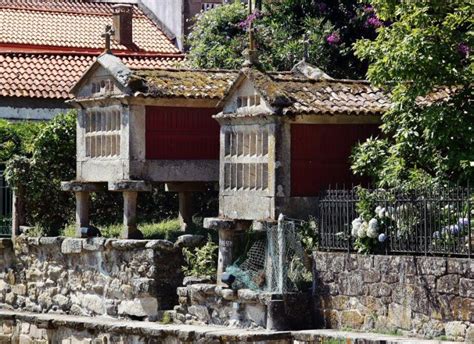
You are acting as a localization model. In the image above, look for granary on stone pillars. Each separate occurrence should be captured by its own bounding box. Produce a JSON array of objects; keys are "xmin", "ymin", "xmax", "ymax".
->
[
  {"xmin": 62, "ymin": 52, "xmax": 238, "ymax": 238},
  {"xmin": 205, "ymin": 61, "xmax": 391, "ymax": 282}
]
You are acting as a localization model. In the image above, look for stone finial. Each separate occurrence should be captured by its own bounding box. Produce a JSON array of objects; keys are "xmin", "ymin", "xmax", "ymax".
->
[{"xmin": 101, "ymin": 25, "xmax": 115, "ymax": 53}]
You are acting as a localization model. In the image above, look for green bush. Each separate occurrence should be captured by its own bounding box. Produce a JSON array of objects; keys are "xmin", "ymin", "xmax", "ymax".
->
[
  {"xmin": 5, "ymin": 112, "xmax": 76, "ymax": 235},
  {"xmin": 182, "ymin": 235, "xmax": 218, "ymax": 278}
]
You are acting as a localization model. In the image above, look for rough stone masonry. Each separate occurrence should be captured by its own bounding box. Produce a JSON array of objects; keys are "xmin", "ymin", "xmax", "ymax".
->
[
  {"xmin": 313, "ymin": 252, "xmax": 474, "ymax": 342},
  {"xmin": 0, "ymin": 235, "xmax": 184, "ymax": 320}
]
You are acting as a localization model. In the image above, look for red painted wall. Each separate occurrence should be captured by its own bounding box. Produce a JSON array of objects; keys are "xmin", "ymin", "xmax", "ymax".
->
[
  {"xmin": 291, "ymin": 124, "xmax": 379, "ymax": 196},
  {"xmin": 145, "ymin": 106, "xmax": 220, "ymax": 160}
]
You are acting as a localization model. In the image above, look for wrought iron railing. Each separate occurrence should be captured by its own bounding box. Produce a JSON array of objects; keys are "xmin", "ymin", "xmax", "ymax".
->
[
  {"xmin": 0, "ymin": 164, "xmax": 12, "ymax": 237},
  {"xmin": 318, "ymin": 187, "xmax": 472, "ymax": 258}
]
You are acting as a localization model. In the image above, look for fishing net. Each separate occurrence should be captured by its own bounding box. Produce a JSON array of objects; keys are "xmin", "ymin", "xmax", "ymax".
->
[{"xmin": 225, "ymin": 215, "xmax": 311, "ymax": 292}]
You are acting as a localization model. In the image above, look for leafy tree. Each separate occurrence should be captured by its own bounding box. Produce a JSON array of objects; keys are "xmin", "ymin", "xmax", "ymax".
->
[
  {"xmin": 351, "ymin": 0, "xmax": 473, "ymax": 187},
  {"xmin": 0, "ymin": 119, "xmax": 42, "ymax": 163},
  {"xmin": 187, "ymin": 0, "xmax": 379, "ymax": 79}
]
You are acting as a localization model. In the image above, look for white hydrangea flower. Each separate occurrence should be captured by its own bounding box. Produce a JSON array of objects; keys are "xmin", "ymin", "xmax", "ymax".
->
[
  {"xmin": 358, "ymin": 221, "xmax": 368, "ymax": 238},
  {"xmin": 351, "ymin": 217, "xmax": 362, "ymax": 237},
  {"xmin": 375, "ymin": 206, "xmax": 382, "ymax": 217},
  {"xmin": 367, "ymin": 218, "xmax": 379, "ymax": 238}
]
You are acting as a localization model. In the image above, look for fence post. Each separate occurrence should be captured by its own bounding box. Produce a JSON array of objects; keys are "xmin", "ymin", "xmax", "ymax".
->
[
  {"xmin": 11, "ymin": 186, "xmax": 26, "ymax": 240},
  {"xmin": 277, "ymin": 213, "xmax": 286, "ymax": 294}
]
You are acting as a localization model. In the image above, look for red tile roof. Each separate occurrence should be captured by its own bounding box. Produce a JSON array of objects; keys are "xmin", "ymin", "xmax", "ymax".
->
[
  {"xmin": 0, "ymin": 0, "xmax": 180, "ymax": 54},
  {"xmin": 0, "ymin": 53, "xmax": 181, "ymax": 99},
  {"xmin": 0, "ymin": 0, "xmax": 184, "ymax": 100}
]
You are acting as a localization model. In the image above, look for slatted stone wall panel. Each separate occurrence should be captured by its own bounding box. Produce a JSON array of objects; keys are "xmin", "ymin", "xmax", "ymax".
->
[{"xmin": 223, "ymin": 130, "xmax": 269, "ymax": 191}]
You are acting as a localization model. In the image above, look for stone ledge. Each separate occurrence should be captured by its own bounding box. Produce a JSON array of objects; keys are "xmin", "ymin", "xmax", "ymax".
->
[
  {"xmin": 108, "ymin": 180, "xmax": 152, "ymax": 192},
  {"xmin": 16, "ymin": 236, "xmax": 179, "ymax": 254},
  {"xmin": 61, "ymin": 181, "xmax": 105, "ymax": 192},
  {"xmin": 0, "ymin": 310, "xmax": 465, "ymax": 344}
]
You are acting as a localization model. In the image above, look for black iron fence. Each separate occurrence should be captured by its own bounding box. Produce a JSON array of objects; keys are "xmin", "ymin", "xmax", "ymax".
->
[
  {"xmin": 318, "ymin": 187, "xmax": 472, "ymax": 258},
  {"xmin": 0, "ymin": 164, "xmax": 12, "ymax": 237}
]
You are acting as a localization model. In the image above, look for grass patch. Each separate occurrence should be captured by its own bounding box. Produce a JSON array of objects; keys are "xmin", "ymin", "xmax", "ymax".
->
[
  {"xmin": 140, "ymin": 219, "xmax": 181, "ymax": 240},
  {"xmin": 60, "ymin": 218, "xmax": 184, "ymax": 240}
]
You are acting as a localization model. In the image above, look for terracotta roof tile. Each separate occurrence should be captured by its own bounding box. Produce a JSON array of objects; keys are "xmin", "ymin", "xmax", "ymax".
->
[
  {"xmin": 257, "ymin": 69, "xmax": 390, "ymax": 115},
  {"xmin": 0, "ymin": 53, "xmax": 181, "ymax": 99},
  {"xmin": 0, "ymin": 7, "xmax": 180, "ymax": 53},
  {"xmin": 132, "ymin": 68, "xmax": 239, "ymax": 100},
  {"xmin": 0, "ymin": 0, "xmax": 144, "ymax": 16}
]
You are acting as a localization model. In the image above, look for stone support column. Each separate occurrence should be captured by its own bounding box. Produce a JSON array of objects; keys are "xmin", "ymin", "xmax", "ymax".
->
[
  {"xmin": 123, "ymin": 191, "xmax": 139, "ymax": 239},
  {"xmin": 204, "ymin": 218, "xmax": 251, "ymax": 285},
  {"xmin": 75, "ymin": 191, "xmax": 90, "ymax": 237},
  {"xmin": 61, "ymin": 181, "xmax": 104, "ymax": 238},
  {"xmin": 217, "ymin": 227, "xmax": 234, "ymax": 285},
  {"xmin": 166, "ymin": 182, "xmax": 207, "ymax": 232},
  {"xmin": 108, "ymin": 180, "xmax": 152, "ymax": 239},
  {"xmin": 178, "ymin": 191, "xmax": 193, "ymax": 231}
]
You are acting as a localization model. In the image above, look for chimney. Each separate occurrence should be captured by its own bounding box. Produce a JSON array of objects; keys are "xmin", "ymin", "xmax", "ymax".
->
[{"xmin": 112, "ymin": 4, "xmax": 133, "ymax": 46}]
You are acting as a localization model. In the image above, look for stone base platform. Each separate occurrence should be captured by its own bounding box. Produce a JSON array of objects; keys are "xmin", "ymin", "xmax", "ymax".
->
[
  {"xmin": 174, "ymin": 283, "xmax": 313, "ymax": 331},
  {"xmin": 0, "ymin": 310, "xmax": 465, "ymax": 344}
]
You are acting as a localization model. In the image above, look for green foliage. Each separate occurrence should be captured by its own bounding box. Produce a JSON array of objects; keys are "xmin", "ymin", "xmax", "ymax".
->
[
  {"xmin": 352, "ymin": 1, "xmax": 473, "ymax": 187},
  {"xmin": 187, "ymin": 0, "xmax": 379, "ymax": 78},
  {"xmin": 5, "ymin": 112, "xmax": 77, "ymax": 234},
  {"xmin": 61, "ymin": 219, "xmax": 183, "ymax": 240},
  {"xmin": 139, "ymin": 219, "xmax": 181, "ymax": 240},
  {"xmin": 182, "ymin": 235, "xmax": 218, "ymax": 278},
  {"xmin": 298, "ymin": 217, "xmax": 319, "ymax": 252},
  {"xmin": 0, "ymin": 119, "xmax": 42, "ymax": 163},
  {"xmin": 187, "ymin": 2, "xmax": 248, "ymax": 69}
]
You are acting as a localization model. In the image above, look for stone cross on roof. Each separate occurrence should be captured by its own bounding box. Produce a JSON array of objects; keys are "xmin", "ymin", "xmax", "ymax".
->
[
  {"xmin": 302, "ymin": 34, "xmax": 310, "ymax": 62},
  {"xmin": 101, "ymin": 25, "xmax": 115, "ymax": 52}
]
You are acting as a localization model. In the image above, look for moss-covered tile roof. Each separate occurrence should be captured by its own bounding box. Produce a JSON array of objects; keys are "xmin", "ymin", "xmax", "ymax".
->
[
  {"xmin": 242, "ymin": 68, "xmax": 391, "ymax": 116},
  {"xmin": 131, "ymin": 68, "xmax": 239, "ymax": 99}
]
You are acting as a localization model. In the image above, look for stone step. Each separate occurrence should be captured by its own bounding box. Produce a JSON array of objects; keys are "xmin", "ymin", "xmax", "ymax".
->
[
  {"xmin": 293, "ymin": 329, "xmax": 465, "ymax": 344},
  {"xmin": 0, "ymin": 310, "xmax": 466, "ymax": 344}
]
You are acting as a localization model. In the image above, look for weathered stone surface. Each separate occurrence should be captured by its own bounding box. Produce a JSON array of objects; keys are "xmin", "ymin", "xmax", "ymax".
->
[
  {"xmin": 174, "ymin": 235, "xmax": 206, "ymax": 249},
  {"xmin": 0, "ymin": 235, "xmax": 183, "ymax": 321},
  {"xmin": 313, "ymin": 252, "xmax": 472, "ymax": 342},
  {"xmin": 436, "ymin": 274, "xmax": 460, "ymax": 294},
  {"xmin": 340, "ymin": 310, "xmax": 364, "ymax": 329},
  {"xmin": 145, "ymin": 239, "xmax": 175, "ymax": 251},
  {"xmin": 117, "ymin": 297, "xmax": 158, "ymax": 319},
  {"xmin": 82, "ymin": 237, "xmax": 105, "ymax": 251},
  {"xmin": 237, "ymin": 289, "xmax": 259, "ymax": 302},
  {"xmin": 187, "ymin": 305, "xmax": 211, "ymax": 322},
  {"xmin": 110, "ymin": 240, "xmax": 147, "ymax": 250},
  {"xmin": 444, "ymin": 321, "xmax": 467, "ymax": 339},
  {"xmin": 81, "ymin": 294, "xmax": 105, "ymax": 315},
  {"xmin": 459, "ymin": 278, "xmax": 474, "ymax": 298},
  {"xmin": 60, "ymin": 238, "xmax": 83, "ymax": 254}
]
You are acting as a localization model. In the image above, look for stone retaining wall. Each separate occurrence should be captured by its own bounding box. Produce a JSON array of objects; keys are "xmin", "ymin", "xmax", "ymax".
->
[
  {"xmin": 0, "ymin": 235, "xmax": 184, "ymax": 320},
  {"xmin": 313, "ymin": 252, "xmax": 473, "ymax": 342},
  {"xmin": 174, "ymin": 283, "xmax": 312, "ymax": 331}
]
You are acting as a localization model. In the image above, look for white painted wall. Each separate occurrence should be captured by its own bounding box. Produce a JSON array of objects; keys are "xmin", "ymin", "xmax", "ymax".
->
[
  {"xmin": 0, "ymin": 106, "xmax": 68, "ymax": 121},
  {"xmin": 140, "ymin": 0, "xmax": 184, "ymax": 50}
]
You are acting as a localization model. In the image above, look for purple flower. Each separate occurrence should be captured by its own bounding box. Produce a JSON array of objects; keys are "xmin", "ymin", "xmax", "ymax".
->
[
  {"xmin": 326, "ymin": 32, "xmax": 340, "ymax": 45},
  {"xmin": 449, "ymin": 224, "xmax": 460, "ymax": 235},
  {"xmin": 238, "ymin": 10, "xmax": 263, "ymax": 30},
  {"xmin": 366, "ymin": 16, "xmax": 383, "ymax": 28},
  {"xmin": 458, "ymin": 218, "xmax": 469, "ymax": 228},
  {"xmin": 458, "ymin": 43, "xmax": 470, "ymax": 58},
  {"xmin": 378, "ymin": 233, "xmax": 387, "ymax": 242}
]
